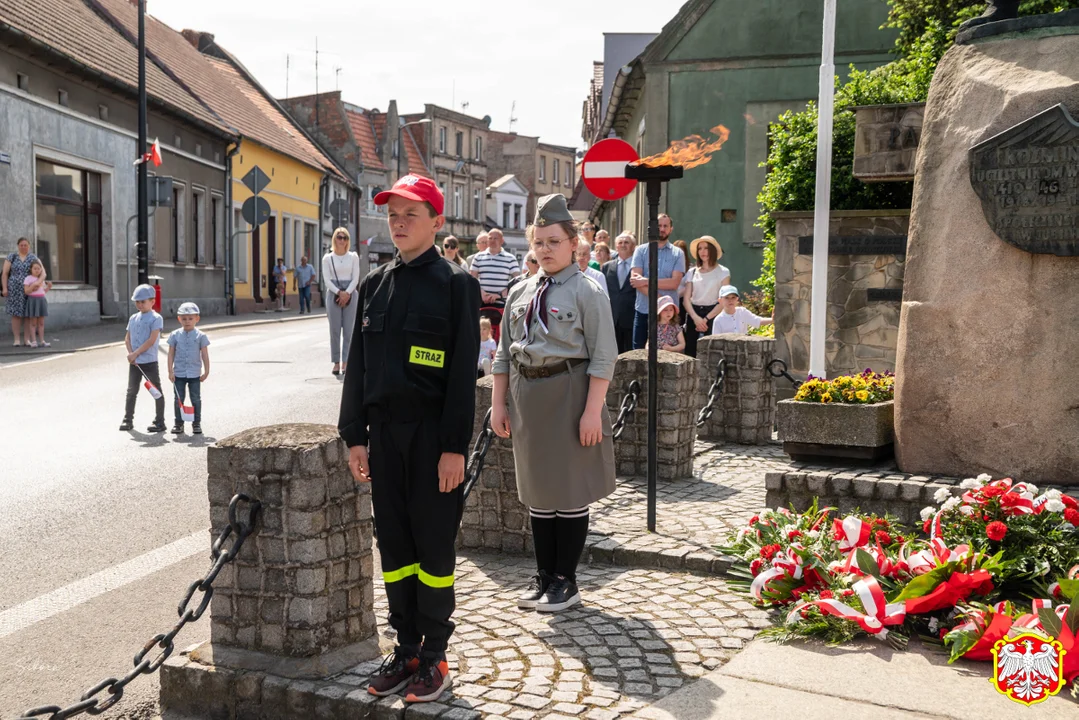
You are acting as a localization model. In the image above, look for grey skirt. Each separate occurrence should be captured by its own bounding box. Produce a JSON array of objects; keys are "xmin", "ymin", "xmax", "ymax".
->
[
  {"xmin": 508, "ymin": 360, "xmax": 616, "ymax": 510},
  {"xmin": 24, "ymin": 296, "xmax": 48, "ymax": 318}
]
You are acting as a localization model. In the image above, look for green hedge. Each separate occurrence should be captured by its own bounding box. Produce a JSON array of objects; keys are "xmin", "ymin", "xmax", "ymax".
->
[{"xmin": 754, "ymin": 1, "xmax": 1079, "ymax": 302}]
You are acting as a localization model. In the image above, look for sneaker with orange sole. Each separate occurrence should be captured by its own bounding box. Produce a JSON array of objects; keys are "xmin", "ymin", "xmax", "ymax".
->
[
  {"xmin": 403, "ymin": 657, "xmax": 452, "ymax": 703},
  {"xmin": 367, "ymin": 647, "xmax": 420, "ymax": 697}
]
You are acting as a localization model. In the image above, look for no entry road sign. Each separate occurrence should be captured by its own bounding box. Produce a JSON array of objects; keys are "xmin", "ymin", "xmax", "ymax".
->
[{"xmin": 582, "ymin": 139, "xmax": 638, "ymax": 201}]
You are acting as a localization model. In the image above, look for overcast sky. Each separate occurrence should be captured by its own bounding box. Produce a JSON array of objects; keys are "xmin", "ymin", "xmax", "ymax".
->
[{"xmin": 149, "ymin": 0, "xmax": 687, "ymax": 151}]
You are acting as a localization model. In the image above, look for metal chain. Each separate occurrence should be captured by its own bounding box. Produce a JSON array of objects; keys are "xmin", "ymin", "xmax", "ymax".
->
[
  {"xmin": 696, "ymin": 358, "xmax": 727, "ymax": 427},
  {"xmin": 611, "ymin": 380, "xmax": 641, "ymax": 440},
  {"xmin": 766, "ymin": 358, "xmax": 804, "ymax": 388},
  {"xmin": 462, "ymin": 408, "xmax": 495, "ymax": 501},
  {"xmin": 16, "ymin": 494, "xmax": 262, "ymax": 720}
]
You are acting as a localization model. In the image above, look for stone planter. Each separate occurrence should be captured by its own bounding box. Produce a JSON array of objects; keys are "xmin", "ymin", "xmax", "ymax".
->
[{"xmin": 777, "ymin": 399, "xmax": 894, "ymax": 461}]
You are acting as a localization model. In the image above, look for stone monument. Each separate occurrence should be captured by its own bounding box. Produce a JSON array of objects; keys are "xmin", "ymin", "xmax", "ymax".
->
[{"xmin": 894, "ymin": 20, "xmax": 1079, "ymax": 485}]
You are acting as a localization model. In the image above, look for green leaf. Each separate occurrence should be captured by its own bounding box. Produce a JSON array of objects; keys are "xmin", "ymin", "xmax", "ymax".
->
[
  {"xmin": 856, "ymin": 548, "xmax": 881, "ymax": 579},
  {"xmin": 1057, "ymin": 579, "xmax": 1079, "ymax": 603},
  {"xmin": 891, "ymin": 563, "xmax": 957, "ymax": 603},
  {"xmin": 1066, "ymin": 605, "xmax": 1079, "ymax": 636},
  {"xmin": 943, "ymin": 628, "xmax": 979, "ymax": 664},
  {"xmin": 1039, "ymin": 608, "xmax": 1064, "ymax": 639}
]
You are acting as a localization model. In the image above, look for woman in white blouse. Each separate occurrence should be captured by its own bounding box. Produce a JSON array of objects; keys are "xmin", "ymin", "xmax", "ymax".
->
[
  {"xmin": 681, "ymin": 235, "xmax": 729, "ymax": 358},
  {"xmin": 322, "ymin": 227, "xmax": 362, "ymax": 375}
]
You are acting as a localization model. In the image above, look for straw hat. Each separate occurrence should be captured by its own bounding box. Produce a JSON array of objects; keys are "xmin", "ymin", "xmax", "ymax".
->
[{"xmin": 689, "ymin": 235, "xmax": 723, "ymax": 262}]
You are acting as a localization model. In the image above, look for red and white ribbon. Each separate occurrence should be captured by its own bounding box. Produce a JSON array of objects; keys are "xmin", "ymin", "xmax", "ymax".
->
[
  {"xmin": 833, "ymin": 541, "xmax": 899, "ymax": 579},
  {"xmin": 833, "ymin": 516, "xmax": 871, "ymax": 553},
  {"xmin": 787, "ymin": 576, "xmax": 906, "ymax": 637},
  {"xmin": 899, "ymin": 538, "xmax": 971, "ymax": 575},
  {"xmin": 751, "ymin": 547, "xmax": 805, "ymax": 602}
]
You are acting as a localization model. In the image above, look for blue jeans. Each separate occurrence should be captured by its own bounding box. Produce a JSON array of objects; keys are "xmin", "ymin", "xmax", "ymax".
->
[
  {"xmin": 299, "ymin": 285, "xmax": 312, "ymax": 313},
  {"xmin": 173, "ymin": 377, "xmax": 202, "ymax": 424},
  {"xmin": 632, "ymin": 311, "xmax": 649, "ymax": 350}
]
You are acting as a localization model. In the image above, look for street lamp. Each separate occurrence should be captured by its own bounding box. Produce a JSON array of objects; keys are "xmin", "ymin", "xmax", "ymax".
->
[{"xmin": 397, "ymin": 118, "xmax": 431, "ymax": 180}]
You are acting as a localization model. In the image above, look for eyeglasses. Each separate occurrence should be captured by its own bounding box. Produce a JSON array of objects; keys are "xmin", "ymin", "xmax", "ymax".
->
[
  {"xmin": 334, "ymin": 236, "xmax": 348, "ymax": 241},
  {"xmin": 529, "ymin": 238, "xmax": 566, "ymax": 252},
  {"xmin": 526, "ymin": 258, "xmax": 538, "ymax": 264}
]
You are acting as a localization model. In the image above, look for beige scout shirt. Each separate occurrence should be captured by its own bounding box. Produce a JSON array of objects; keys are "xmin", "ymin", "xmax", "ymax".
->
[{"xmin": 493, "ymin": 263, "xmax": 617, "ymax": 381}]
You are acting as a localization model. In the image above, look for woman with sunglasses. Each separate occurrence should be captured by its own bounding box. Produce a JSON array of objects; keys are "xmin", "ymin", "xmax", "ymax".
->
[
  {"xmin": 323, "ymin": 227, "xmax": 362, "ymax": 375},
  {"xmin": 442, "ymin": 236, "xmax": 467, "ymax": 268}
]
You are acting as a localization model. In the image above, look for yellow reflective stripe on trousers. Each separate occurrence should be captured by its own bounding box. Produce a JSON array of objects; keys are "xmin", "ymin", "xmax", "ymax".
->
[
  {"xmin": 417, "ymin": 567, "xmax": 455, "ymax": 588},
  {"xmin": 383, "ymin": 564, "xmax": 419, "ymax": 583}
]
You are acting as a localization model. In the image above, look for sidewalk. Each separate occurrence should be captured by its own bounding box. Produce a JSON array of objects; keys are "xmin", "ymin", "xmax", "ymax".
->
[{"xmin": 0, "ymin": 307, "xmax": 326, "ymax": 360}]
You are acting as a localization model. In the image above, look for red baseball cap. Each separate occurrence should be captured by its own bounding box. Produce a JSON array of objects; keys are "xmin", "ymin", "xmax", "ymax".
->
[{"xmin": 374, "ymin": 174, "xmax": 444, "ymax": 215}]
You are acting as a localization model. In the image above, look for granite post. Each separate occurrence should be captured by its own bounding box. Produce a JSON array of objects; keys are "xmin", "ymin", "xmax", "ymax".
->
[
  {"xmin": 160, "ymin": 424, "xmax": 379, "ymax": 719},
  {"xmin": 696, "ymin": 335, "xmax": 776, "ymax": 445}
]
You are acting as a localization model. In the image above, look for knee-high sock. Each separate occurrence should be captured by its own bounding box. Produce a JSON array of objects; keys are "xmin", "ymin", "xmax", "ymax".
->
[
  {"xmin": 554, "ymin": 507, "xmax": 590, "ymax": 582},
  {"xmin": 529, "ymin": 508, "xmax": 557, "ymax": 575}
]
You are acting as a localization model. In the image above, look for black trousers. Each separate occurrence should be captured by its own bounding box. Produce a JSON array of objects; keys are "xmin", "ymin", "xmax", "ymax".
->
[
  {"xmin": 368, "ymin": 413, "xmax": 463, "ymax": 658},
  {"xmin": 125, "ymin": 362, "xmax": 164, "ymax": 424},
  {"xmin": 683, "ymin": 303, "xmax": 717, "ymax": 358},
  {"xmin": 614, "ymin": 324, "xmax": 634, "ymax": 355}
]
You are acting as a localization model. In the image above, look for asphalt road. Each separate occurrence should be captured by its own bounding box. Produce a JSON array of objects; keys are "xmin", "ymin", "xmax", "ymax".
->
[{"xmin": 0, "ymin": 317, "xmax": 345, "ymax": 719}]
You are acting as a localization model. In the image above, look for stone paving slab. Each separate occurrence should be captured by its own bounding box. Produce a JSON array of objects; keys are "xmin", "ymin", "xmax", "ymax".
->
[
  {"xmin": 328, "ymin": 552, "xmax": 773, "ymax": 718},
  {"xmin": 585, "ymin": 443, "xmax": 788, "ymax": 574}
]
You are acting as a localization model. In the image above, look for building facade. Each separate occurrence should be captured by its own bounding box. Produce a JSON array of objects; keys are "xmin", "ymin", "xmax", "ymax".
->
[
  {"xmin": 0, "ymin": 0, "xmax": 234, "ymax": 334},
  {"xmin": 486, "ymin": 175, "xmax": 529, "ymax": 255},
  {"xmin": 486, "ymin": 132, "xmax": 576, "ymax": 222},
  {"xmin": 588, "ymin": 0, "xmax": 897, "ymax": 291}
]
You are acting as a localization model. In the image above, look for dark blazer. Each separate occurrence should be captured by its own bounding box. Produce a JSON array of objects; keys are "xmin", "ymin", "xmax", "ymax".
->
[{"xmin": 603, "ymin": 258, "xmax": 636, "ymax": 330}]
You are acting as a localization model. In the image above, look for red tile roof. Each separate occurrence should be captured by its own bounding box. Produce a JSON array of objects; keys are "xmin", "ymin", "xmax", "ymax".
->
[
  {"xmin": 91, "ymin": 0, "xmax": 344, "ymax": 178},
  {"xmin": 0, "ymin": 0, "xmax": 229, "ymax": 134},
  {"xmin": 344, "ymin": 108, "xmax": 386, "ymax": 172}
]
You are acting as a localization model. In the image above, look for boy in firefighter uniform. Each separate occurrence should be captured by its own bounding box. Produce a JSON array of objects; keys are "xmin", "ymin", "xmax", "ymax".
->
[
  {"xmin": 490, "ymin": 194, "xmax": 618, "ymax": 612},
  {"xmin": 338, "ymin": 174, "xmax": 481, "ymax": 703}
]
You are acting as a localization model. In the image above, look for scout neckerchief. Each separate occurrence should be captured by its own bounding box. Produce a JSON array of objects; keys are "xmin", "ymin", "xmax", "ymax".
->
[{"xmin": 522, "ymin": 275, "xmax": 552, "ymax": 346}]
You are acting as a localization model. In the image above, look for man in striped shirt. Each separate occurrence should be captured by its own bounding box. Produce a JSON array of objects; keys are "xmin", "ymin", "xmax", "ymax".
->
[{"xmin": 470, "ymin": 228, "xmax": 520, "ymax": 306}]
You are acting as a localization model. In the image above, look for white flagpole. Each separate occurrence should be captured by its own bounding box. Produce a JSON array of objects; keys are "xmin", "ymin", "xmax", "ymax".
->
[{"xmin": 809, "ymin": 0, "xmax": 837, "ymax": 379}]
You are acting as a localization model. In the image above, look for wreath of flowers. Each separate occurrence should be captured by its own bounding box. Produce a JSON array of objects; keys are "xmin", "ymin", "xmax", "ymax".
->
[{"xmin": 720, "ymin": 476, "xmax": 1079, "ymax": 697}]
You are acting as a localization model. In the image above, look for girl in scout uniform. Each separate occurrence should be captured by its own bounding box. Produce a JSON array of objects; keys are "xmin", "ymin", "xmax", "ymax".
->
[{"xmin": 491, "ymin": 194, "xmax": 618, "ymax": 612}]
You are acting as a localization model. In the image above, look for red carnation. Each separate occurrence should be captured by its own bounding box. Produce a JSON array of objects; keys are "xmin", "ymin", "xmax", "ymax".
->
[
  {"xmin": 760, "ymin": 544, "xmax": 782, "ymax": 561},
  {"xmin": 923, "ymin": 518, "xmax": 933, "ymax": 534},
  {"xmin": 895, "ymin": 534, "xmax": 906, "ymax": 544},
  {"xmin": 787, "ymin": 529, "xmax": 803, "ymax": 540},
  {"xmin": 875, "ymin": 530, "xmax": 892, "ymax": 545},
  {"xmin": 1064, "ymin": 508, "xmax": 1079, "ymax": 526},
  {"xmin": 1062, "ymin": 495, "xmax": 1078, "ymax": 510},
  {"xmin": 872, "ymin": 518, "xmax": 890, "ymax": 529},
  {"xmin": 985, "ymin": 521, "xmax": 1008, "ymax": 542},
  {"xmin": 841, "ymin": 589, "xmax": 854, "ymax": 598},
  {"xmin": 749, "ymin": 515, "xmax": 760, "ymax": 525},
  {"xmin": 980, "ymin": 485, "xmax": 1006, "ymax": 498},
  {"xmin": 750, "ymin": 558, "xmax": 763, "ymax": 575},
  {"xmin": 819, "ymin": 589, "xmax": 834, "ymax": 600}
]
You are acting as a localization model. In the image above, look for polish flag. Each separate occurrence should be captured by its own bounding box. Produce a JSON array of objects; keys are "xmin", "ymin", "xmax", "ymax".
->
[
  {"xmin": 143, "ymin": 380, "xmax": 163, "ymax": 399},
  {"xmin": 149, "ymin": 138, "xmax": 162, "ymax": 167},
  {"xmin": 178, "ymin": 399, "xmax": 195, "ymax": 422}
]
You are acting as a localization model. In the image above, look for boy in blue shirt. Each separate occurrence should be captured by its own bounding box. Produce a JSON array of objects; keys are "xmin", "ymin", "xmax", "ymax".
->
[
  {"xmin": 167, "ymin": 302, "xmax": 211, "ymax": 435},
  {"xmin": 121, "ymin": 284, "xmax": 165, "ymax": 432}
]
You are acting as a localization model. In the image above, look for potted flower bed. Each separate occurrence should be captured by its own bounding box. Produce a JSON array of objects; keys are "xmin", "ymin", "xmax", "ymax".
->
[{"xmin": 777, "ymin": 370, "xmax": 895, "ymax": 461}]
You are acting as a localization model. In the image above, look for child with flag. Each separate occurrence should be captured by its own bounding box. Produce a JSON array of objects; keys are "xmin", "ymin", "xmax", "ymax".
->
[
  {"xmin": 121, "ymin": 284, "xmax": 165, "ymax": 432},
  {"xmin": 167, "ymin": 302, "xmax": 211, "ymax": 435}
]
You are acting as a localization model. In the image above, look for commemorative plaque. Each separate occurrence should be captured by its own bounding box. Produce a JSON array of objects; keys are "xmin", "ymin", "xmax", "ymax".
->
[{"xmin": 969, "ymin": 103, "xmax": 1079, "ymax": 256}]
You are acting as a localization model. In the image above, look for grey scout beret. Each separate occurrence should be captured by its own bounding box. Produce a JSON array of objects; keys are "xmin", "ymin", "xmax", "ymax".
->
[
  {"xmin": 533, "ymin": 194, "xmax": 574, "ymax": 227},
  {"xmin": 132, "ymin": 284, "xmax": 156, "ymax": 301}
]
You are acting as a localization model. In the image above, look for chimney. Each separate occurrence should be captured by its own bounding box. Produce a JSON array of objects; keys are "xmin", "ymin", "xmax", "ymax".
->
[{"xmin": 181, "ymin": 29, "xmax": 215, "ymax": 53}]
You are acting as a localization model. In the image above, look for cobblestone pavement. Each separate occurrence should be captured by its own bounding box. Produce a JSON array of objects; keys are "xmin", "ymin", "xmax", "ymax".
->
[
  {"xmin": 337, "ymin": 553, "xmax": 772, "ymax": 719},
  {"xmin": 333, "ymin": 442, "xmax": 787, "ymax": 719},
  {"xmin": 586, "ymin": 443, "xmax": 789, "ymax": 573}
]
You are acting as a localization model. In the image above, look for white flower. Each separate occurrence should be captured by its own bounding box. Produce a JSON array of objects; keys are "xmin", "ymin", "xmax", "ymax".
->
[
  {"xmin": 959, "ymin": 478, "xmax": 983, "ymax": 490},
  {"xmin": 1045, "ymin": 499, "xmax": 1066, "ymax": 513},
  {"xmin": 760, "ymin": 509, "xmax": 775, "ymax": 519},
  {"xmin": 806, "ymin": 530, "xmax": 821, "ymax": 540},
  {"xmin": 1020, "ymin": 492, "xmax": 1035, "ymax": 502},
  {"xmin": 736, "ymin": 528, "xmax": 750, "ymax": 541},
  {"xmin": 959, "ymin": 505, "xmax": 976, "ymax": 516},
  {"xmin": 1041, "ymin": 489, "xmax": 1063, "ymax": 501},
  {"xmin": 744, "ymin": 549, "xmax": 759, "ymax": 561},
  {"xmin": 976, "ymin": 473, "xmax": 992, "ymax": 484},
  {"xmin": 942, "ymin": 497, "xmax": 961, "ymax": 512},
  {"xmin": 933, "ymin": 487, "xmax": 952, "ymax": 503},
  {"xmin": 920, "ymin": 506, "xmax": 936, "ymax": 521},
  {"xmin": 1025, "ymin": 484, "xmax": 1039, "ymax": 495}
]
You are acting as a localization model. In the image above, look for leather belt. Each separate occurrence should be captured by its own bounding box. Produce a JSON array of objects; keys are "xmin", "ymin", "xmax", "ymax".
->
[{"xmin": 514, "ymin": 357, "xmax": 586, "ymax": 380}]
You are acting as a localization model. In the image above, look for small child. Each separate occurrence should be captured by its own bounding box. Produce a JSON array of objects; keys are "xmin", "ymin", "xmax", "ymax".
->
[
  {"xmin": 273, "ymin": 258, "xmax": 289, "ymax": 311},
  {"xmin": 711, "ymin": 285, "xmax": 774, "ymax": 335},
  {"xmin": 477, "ymin": 317, "xmax": 497, "ymax": 377},
  {"xmin": 647, "ymin": 295, "xmax": 686, "ymax": 353},
  {"xmin": 121, "ymin": 284, "xmax": 166, "ymax": 432},
  {"xmin": 22, "ymin": 260, "xmax": 51, "ymax": 347},
  {"xmin": 167, "ymin": 302, "xmax": 211, "ymax": 435}
]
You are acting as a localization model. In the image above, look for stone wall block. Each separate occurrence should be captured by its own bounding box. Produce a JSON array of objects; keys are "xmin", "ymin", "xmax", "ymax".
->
[{"xmin": 697, "ymin": 335, "xmax": 776, "ymax": 445}]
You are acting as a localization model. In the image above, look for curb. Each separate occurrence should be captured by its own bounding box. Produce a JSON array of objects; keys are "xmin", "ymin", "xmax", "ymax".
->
[{"xmin": 0, "ymin": 313, "xmax": 324, "ymax": 359}]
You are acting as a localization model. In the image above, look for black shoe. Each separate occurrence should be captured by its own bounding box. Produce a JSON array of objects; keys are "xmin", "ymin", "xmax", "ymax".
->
[
  {"xmin": 367, "ymin": 647, "xmax": 420, "ymax": 697},
  {"xmin": 518, "ymin": 571, "xmax": 552, "ymax": 610},
  {"xmin": 119, "ymin": 420, "xmax": 133, "ymax": 431},
  {"xmin": 147, "ymin": 422, "xmax": 167, "ymax": 433},
  {"xmin": 192, "ymin": 422, "xmax": 202, "ymax": 435},
  {"xmin": 171, "ymin": 423, "xmax": 184, "ymax": 435},
  {"xmin": 535, "ymin": 574, "xmax": 581, "ymax": 613}
]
